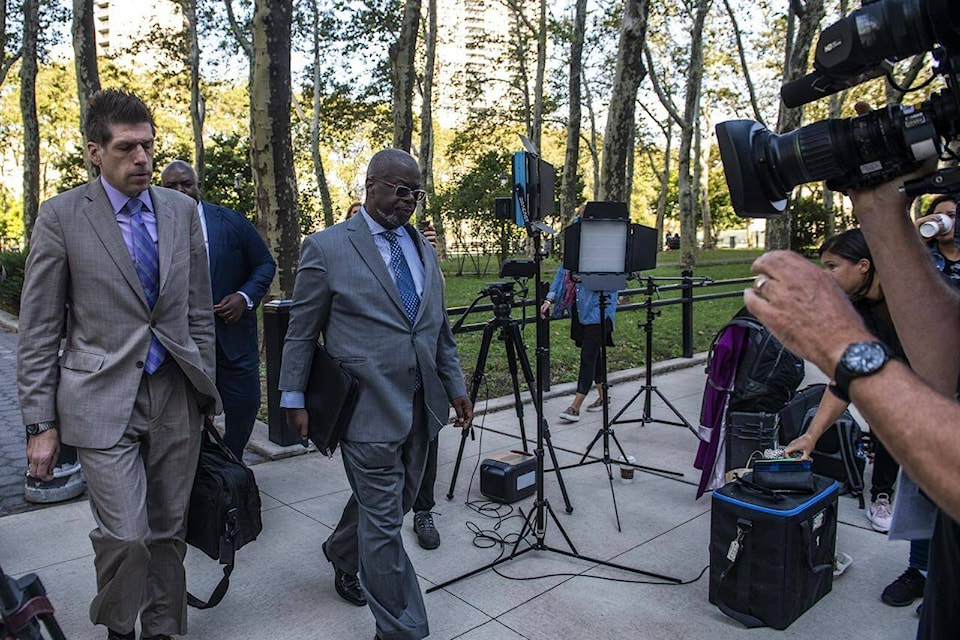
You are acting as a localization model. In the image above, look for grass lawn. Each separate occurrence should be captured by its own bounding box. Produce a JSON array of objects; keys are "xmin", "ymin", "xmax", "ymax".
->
[{"xmin": 441, "ymin": 248, "xmax": 763, "ymax": 398}]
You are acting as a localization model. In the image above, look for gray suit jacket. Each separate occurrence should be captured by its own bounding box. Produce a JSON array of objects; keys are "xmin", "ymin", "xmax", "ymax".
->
[
  {"xmin": 18, "ymin": 179, "xmax": 221, "ymax": 449},
  {"xmin": 279, "ymin": 214, "xmax": 466, "ymax": 441}
]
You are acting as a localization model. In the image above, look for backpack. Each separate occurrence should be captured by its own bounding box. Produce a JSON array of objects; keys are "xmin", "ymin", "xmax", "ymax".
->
[
  {"xmin": 779, "ymin": 383, "xmax": 868, "ymax": 508},
  {"xmin": 186, "ymin": 419, "xmax": 263, "ymax": 608},
  {"xmin": 709, "ymin": 309, "xmax": 805, "ymax": 414}
]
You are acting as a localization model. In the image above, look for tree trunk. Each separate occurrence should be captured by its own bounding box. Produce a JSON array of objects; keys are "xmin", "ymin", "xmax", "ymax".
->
[
  {"xmin": 21, "ymin": 0, "xmax": 39, "ymax": 247},
  {"xmin": 677, "ymin": 0, "xmax": 712, "ymax": 269},
  {"xmin": 391, "ymin": 0, "xmax": 420, "ymax": 152},
  {"xmin": 72, "ymin": 0, "xmax": 100, "ymax": 180},
  {"xmin": 767, "ymin": 0, "xmax": 825, "ymax": 250},
  {"xmin": 582, "ymin": 71, "xmax": 600, "ymax": 199},
  {"xmin": 697, "ymin": 115, "xmax": 715, "ymax": 250},
  {"xmin": 561, "ymin": 0, "xmax": 587, "ymax": 223},
  {"xmin": 251, "ymin": 0, "xmax": 298, "ymax": 298},
  {"xmin": 530, "ymin": 0, "xmax": 546, "ymax": 153},
  {"xmin": 418, "ymin": 0, "xmax": 444, "ymax": 256},
  {"xmin": 599, "ymin": 0, "xmax": 650, "ymax": 202},
  {"xmin": 182, "ymin": 0, "xmax": 205, "ymax": 187},
  {"xmin": 308, "ymin": 0, "xmax": 333, "ymax": 228},
  {"xmin": 655, "ymin": 120, "xmax": 672, "ymax": 245}
]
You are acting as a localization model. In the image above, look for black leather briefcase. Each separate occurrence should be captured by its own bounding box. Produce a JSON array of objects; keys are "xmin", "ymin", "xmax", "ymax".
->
[{"xmin": 304, "ymin": 342, "xmax": 360, "ymax": 456}]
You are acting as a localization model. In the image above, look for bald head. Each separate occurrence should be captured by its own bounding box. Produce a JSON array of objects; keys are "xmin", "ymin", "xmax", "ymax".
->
[
  {"xmin": 363, "ymin": 149, "xmax": 421, "ymax": 229},
  {"xmin": 160, "ymin": 160, "xmax": 200, "ymax": 203}
]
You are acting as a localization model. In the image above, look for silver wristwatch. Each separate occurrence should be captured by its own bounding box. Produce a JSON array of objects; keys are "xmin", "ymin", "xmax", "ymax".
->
[{"xmin": 25, "ymin": 421, "xmax": 57, "ymax": 437}]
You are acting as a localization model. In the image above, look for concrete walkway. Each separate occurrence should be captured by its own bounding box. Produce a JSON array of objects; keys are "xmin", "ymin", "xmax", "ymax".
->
[{"xmin": 0, "ymin": 354, "xmax": 919, "ymax": 639}]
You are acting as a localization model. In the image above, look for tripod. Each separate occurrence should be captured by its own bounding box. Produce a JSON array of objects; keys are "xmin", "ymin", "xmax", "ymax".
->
[
  {"xmin": 427, "ymin": 198, "xmax": 680, "ymax": 595},
  {"xmin": 610, "ymin": 276, "xmax": 698, "ymax": 437},
  {"xmin": 446, "ymin": 285, "xmax": 572, "ymax": 514}
]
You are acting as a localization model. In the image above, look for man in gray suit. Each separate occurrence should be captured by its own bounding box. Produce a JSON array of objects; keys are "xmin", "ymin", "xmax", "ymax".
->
[
  {"xmin": 17, "ymin": 89, "xmax": 220, "ymax": 640},
  {"xmin": 280, "ymin": 148, "xmax": 471, "ymax": 640}
]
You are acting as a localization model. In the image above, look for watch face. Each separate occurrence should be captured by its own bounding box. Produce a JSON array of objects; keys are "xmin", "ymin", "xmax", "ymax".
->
[{"xmin": 843, "ymin": 342, "xmax": 888, "ymax": 374}]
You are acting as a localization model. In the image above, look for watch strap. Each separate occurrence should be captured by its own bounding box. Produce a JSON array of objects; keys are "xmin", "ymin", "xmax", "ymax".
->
[{"xmin": 831, "ymin": 341, "xmax": 892, "ymax": 403}]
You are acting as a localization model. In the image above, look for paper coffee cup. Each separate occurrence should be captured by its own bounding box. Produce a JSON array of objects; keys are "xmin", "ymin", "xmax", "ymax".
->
[{"xmin": 618, "ymin": 455, "xmax": 636, "ymax": 481}]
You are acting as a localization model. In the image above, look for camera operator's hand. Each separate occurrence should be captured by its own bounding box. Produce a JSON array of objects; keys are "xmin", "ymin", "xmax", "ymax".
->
[{"xmin": 745, "ymin": 251, "xmax": 873, "ymax": 376}]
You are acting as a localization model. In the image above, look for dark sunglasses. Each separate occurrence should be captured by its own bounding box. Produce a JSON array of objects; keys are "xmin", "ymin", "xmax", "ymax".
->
[{"xmin": 374, "ymin": 178, "xmax": 427, "ymax": 202}]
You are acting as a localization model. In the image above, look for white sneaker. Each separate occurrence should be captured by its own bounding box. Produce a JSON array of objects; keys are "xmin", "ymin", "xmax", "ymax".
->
[{"xmin": 867, "ymin": 493, "xmax": 893, "ymax": 533}]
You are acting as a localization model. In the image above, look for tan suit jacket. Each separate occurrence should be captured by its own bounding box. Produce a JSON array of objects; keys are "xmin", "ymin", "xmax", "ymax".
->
[{"xmin": 18, "ymin": 179, "xmax": 220, "ymax": 448}]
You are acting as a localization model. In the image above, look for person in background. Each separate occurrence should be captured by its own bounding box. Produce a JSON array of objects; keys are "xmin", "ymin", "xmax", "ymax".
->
[
  {"xmin": 784, "ymin": 229, "xmax": 902, "ymax": 533},
  {"xmin": 782, "ymin": 228, "xmax": 929, "ymax": 607},
  {"xmin": 345, "ymin": 201, "xmax": 362, "ymax": 220},
  {"xmin": 17, "ymin": 89, "xmax": 220, "ymax": 640},
  {"xmin": 160, "ymin": 160, "xmax": 276, "ymax": 460},
  {"xmin": 279, "ymin": 149, "xmax": 471, "ymax": 640},
  {"xmin": 916, "ymin": 194, "xmax": 960, "ymax": 284},
  {"xmin": 540, "ymin": 266, "xmax": 617, "ymax": 422}
]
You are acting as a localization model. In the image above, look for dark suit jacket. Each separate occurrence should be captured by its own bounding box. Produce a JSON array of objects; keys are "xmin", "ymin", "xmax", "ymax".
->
[
  {"xmin": 279, "ymin": 214, "xmax": 467, "ymax": 442},
  {"xmin": 203, "ymin": 201, "xmax": 276, "ymax": 364}
]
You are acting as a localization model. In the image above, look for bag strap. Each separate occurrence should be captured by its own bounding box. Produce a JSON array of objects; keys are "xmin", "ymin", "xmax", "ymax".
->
[
  {"xmin": 187, "ymin": 562, "xmax": 234, "ymax": 609},
  {"xmin": 836, "ymin": 417, "xmax": 866, "ymax": 508},
  {"xmin": 716, "ymin": 518, "xmax": 767, "ymax": 628}
]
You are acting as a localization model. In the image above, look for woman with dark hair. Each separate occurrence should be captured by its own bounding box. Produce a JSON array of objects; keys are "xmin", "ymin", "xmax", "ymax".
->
[
  {"xmin": 784, "ymin": 228, "xmax": 928, "ymax": 607},
  {"xmin": 916, "ymin": 194, "xmax": 960, "ymax": 284}
]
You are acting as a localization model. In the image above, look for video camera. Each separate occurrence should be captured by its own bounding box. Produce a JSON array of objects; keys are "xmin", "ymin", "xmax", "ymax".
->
[{"xmin": 716, "ymin": 0, "xmax": 960, "ymax": 217}]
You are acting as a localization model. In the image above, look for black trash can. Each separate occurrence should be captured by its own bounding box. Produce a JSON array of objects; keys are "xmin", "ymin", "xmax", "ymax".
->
[{"xmin": 263, "ymin": 300, "xmax": 302, "ymax": 447}]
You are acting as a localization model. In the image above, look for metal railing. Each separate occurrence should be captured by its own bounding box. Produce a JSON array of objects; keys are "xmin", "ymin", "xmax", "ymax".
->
[{"xmin": 447, "ymin": 271, "xmax": 756, "ymax": 359}]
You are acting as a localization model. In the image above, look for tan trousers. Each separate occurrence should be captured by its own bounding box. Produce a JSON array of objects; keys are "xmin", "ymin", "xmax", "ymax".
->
[{"xmin": 77, "ymin": 361, "xmax": 201, "ymax": 636}]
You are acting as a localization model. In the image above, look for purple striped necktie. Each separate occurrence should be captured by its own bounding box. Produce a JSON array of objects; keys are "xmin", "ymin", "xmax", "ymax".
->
[{"xmin": 126, "ymin": 198, "xmax": 166, "ymax": 374}]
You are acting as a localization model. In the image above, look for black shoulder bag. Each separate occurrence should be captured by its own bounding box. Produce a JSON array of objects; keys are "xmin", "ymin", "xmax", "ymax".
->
[{"xmin": 185, "ymin": 418, "xmax": 263, "ymax": 608}]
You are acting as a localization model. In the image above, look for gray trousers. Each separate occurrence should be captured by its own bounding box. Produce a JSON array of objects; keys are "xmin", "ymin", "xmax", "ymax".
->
[
  {"xmin": 77, "ymin": 361, "xmax": 201, "ymax": 636},
  {"xmin": 325, "ymin": 393, "xmax": 431, "ymax": 640}
]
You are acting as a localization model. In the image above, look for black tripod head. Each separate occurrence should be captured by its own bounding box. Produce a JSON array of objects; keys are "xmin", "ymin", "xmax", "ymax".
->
[
  {"xmin": 1, "ymin": 563, "xmax": 65, "ymax": 640},
  {"xmin": 480, "ymin": 281, "xmax": 519, "ymax": 319}
]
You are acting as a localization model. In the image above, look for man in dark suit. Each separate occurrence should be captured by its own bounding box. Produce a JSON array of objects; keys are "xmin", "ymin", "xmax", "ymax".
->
[
  {"xmin": 18, "ymin": 89, "xmax": 220, "ymax": 640},
  {"xmin": 160, "ymin": 160, "xmax": 276, "ymax": 460},
  {"xmin": 279, "ymin": 148, "xmax": 472, "ymax": 640}
]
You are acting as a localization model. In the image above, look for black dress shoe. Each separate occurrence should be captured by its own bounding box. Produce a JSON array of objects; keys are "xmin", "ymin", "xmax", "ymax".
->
[
  {"xmin": 107, "ymin": 630, "xmax": 135, "ymax": 640},
  {"xmin": 323, "ymin": 540, "xmax": 367, "ymax": 606}
]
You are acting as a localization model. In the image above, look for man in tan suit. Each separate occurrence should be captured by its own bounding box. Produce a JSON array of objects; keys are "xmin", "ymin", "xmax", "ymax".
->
[{"xmin": 17, "ymin": 89, "xmax": 220, "ymax": 640}]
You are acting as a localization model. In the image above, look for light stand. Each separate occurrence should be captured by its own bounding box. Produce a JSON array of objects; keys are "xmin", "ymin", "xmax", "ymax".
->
[
  {"xmin": 427, "ymin": 187, "xmax": 681, "ymax": 594},
  {"xmin": 609, "ymin": 276, "xmax": 700, "ymax": 439},
  {"xmin": 445, "ymin": 281, "xmax": 573, "ymax": 514}
]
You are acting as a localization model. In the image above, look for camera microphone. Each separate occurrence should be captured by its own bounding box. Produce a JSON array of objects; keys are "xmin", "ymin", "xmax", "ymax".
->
[{"xmin": 781, "ymin": 65, "xmax": 891, "ymax": 109}]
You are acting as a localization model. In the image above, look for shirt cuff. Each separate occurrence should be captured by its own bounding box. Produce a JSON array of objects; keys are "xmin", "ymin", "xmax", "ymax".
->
[
  {"xmin": 238, "ymin": 291, "xmax": 253, "ymax": 309},
  {"xmin": 280, "ymin": 391, "xmax": 305, "ymax": 409}
]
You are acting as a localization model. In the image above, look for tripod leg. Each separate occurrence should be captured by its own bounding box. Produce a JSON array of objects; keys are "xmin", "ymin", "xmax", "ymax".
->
[
  {"xmin": 507, "ymin": 322, "xmax": 574, "ymax": 513},
  {"xmin": 447, "ymin": 323, "xmax": 496, "ymax": 499},
  {"xmin": 503, "ymin": 334, "xmax": 529, "ymax": 452}
]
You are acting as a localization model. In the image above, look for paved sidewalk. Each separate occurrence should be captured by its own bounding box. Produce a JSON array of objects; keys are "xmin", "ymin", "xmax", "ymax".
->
[{"xmin": 0, "ymin": 357, "xmax": 921, "ymax": 639}]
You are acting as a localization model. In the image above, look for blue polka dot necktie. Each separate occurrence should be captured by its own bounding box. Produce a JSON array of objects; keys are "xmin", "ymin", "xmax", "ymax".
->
[
  {"xmin": 126, "ymin": 198, "xmax": 166, "ymax": 374},
  {"xmin": 383, "ymin": 229, "xmax": 422, "ymax": 391}
]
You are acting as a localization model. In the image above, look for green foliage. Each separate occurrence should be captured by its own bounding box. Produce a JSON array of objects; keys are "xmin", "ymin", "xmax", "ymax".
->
[
  {"xmin": 204, "ymin": 133, "xmax": 254, "ymax": 216},
  {"xmin": 0, "ymin": 250, "xmax": 25, "ymax": 315},
  {"xmin": 0, "ymin": 184, "xmax": 24, "ymax": 246},
  {"xmin": 789, "ymin": 193, "xmax": 833, "ymax": 255},
  {"xmin": 435, "ymin": 150, "xmax": 523, "ymax": 267}
]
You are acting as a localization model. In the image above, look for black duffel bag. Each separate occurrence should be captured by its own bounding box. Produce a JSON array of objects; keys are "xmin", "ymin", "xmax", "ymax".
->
[{"xmin": 186, "ymin": 418, "xmax": 263, "ymax": 609}]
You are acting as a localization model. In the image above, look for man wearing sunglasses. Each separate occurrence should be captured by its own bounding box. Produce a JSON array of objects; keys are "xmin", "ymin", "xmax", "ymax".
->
[{"xmin": 280, "ymin": 148, "xmax": 472, "ymax": 640}]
